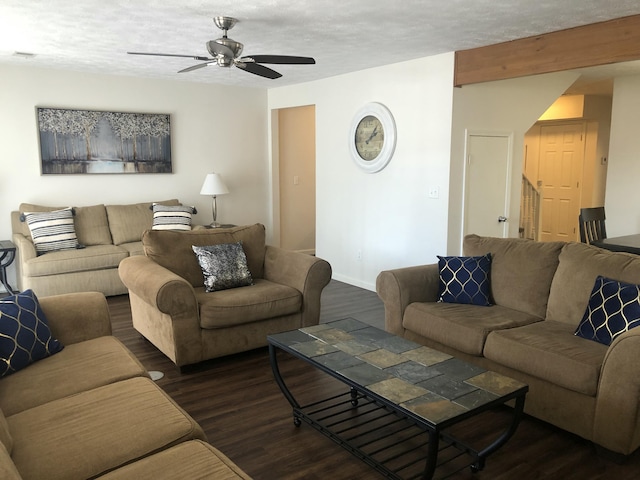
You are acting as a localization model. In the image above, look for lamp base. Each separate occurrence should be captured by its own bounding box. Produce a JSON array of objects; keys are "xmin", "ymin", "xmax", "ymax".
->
[{"xmin": 208, "ymin": 221, "xmax": 222, "ymax": 228}]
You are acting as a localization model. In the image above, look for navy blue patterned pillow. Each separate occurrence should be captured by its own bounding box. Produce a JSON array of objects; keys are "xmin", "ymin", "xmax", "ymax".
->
[
  {"xmin": 575, "ymin": 276, "xmax": 640, "ymax": 346},
  {"xmin": 437, "ymin": 254, "xmax": 492, "ymax": 306},
  {"xmin": 0, "ymin": 289, "xmax": 64, "ymax": 377}
]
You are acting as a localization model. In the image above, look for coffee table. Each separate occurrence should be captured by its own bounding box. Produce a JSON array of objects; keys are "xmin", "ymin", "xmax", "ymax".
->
[{"xmin": 268, "ymin": 318, "xmax": 528, "ymax": 480}]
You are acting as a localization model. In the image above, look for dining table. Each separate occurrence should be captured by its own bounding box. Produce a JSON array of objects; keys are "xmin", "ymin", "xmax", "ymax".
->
[{"xmin": 592, "ymin": 234, "xmax": 640, "ymax": 255}]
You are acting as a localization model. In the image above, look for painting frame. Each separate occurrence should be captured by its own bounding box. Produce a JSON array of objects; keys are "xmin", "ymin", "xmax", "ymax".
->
[{"xmin": 36, "ymin": 107, "xmax": 172, "ymax": 175}]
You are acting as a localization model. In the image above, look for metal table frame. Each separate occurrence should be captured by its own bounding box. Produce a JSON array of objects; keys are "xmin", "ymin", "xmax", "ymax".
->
[
  {"xmin": 0, "ymin": 240, "xmax": 17, "ymax": 295},
  {"xmin": 268, "ymin": 339, "xmax": 527, "ymax": 480}
]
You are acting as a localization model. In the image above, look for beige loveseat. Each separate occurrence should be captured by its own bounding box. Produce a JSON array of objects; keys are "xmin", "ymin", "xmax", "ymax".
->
[
  {"xmin": 0, "ymin": 291, "xmax": 251, "ymax": 479},
  {"xmin": 119, "ymin": 223, "xmax": 332, "ymax": 368},
  {"xmin": 376, "ymin": 235, "xmax": 640, "ymax": 458},
  {"xmin": 10, "ymin": 200, "xmax": 183, "ymax": 297}
]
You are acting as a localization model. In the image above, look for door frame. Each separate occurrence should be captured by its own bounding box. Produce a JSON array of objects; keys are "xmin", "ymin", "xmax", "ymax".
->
[{"xmin": 461, "ymin": 129, "xmax": 514, "ymax": 251}]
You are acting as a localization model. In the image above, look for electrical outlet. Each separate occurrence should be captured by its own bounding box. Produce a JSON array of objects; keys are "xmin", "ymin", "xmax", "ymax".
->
[
  {"xmin": 428, "ymin": 187, "xmax": 439, "ymax": 199},
  {"xmin": 356, "ymin": 250, "xmax": 362, "ymax": 261}
]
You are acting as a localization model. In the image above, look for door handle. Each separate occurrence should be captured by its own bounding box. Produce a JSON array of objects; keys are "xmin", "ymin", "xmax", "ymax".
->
[{"xmin": 498, "ymin": 216, "xmax": 508, "ymax": 223}]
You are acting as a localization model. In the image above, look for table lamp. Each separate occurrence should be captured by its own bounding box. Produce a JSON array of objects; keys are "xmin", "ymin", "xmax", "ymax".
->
[{"xmin": 200, "ymin": 173, "xmax": 229, "ymax": 227}]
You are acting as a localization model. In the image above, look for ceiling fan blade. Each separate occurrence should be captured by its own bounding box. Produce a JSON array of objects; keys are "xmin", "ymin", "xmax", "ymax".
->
[
  {"xmin": 241, "ymin": 55, "xmax": 315, "ymax": 65},
  {"xmin": 127, "ymin": 52, "xmax": 211, "ymax": 61},
  {"xmin": 178, "ymin": 61, "xmax": 215, "ymax": 73},
  {"xmin": 236, "ymin": 62, "xmax": 282, "ymax": 79}
]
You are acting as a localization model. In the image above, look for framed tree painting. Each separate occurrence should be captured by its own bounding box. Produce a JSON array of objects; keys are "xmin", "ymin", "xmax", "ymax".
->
[{"xmin": 36, "ymin": 107, "xmax": 172, "ymax": 174}]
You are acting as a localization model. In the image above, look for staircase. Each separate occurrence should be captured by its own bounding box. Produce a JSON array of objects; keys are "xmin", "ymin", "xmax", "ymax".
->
[{"xmin": 520, "ymin": 176, "xmax": 540, "ymax": 240}]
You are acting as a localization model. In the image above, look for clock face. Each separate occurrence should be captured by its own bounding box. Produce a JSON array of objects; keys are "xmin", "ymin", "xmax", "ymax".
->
[{"xmin": 355, "ymin": 115, "xmax": 384, "ymax": 161}]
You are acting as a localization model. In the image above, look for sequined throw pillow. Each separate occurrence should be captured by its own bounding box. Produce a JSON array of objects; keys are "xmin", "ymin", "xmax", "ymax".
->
[
  {"xmin": 437, "ymin": 254, "xmax": 492, "ymax": 306},
  {"xmin": 0, "ymin": 289, "xmax": 64, "ymax": 377},
  {"xmin": 192, "ymin": 242, "xmax": 254, "ymax": 292},
  {"xmin": 575, "ymin": 276, "xmax": 640, "ymax": 346}
]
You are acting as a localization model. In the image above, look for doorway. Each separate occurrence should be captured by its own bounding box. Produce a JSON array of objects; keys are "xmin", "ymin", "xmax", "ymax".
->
[
  {"xmin": 277, "ymin": 105, "xmax": 316, "ymax": 254},
  {"xmin": 462, "ymin": 132, "xmax": 513, "ymax": 244}
]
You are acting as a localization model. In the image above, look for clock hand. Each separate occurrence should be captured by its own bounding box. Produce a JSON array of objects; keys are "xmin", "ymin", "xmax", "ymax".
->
[{"xmin": 365, "ymin": 127, "xmax": 378, "ymax": 144}]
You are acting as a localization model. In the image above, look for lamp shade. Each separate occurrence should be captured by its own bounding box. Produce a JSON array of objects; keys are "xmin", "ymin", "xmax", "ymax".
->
[{"xmin": 200, "ymin": 173, "xmax": 229, "ymax": 196}]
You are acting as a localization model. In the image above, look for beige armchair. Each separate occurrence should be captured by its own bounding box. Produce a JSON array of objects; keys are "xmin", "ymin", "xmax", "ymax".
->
[{"xmin": 118, "ymin": 224, "xmax": 332, "ymax": 368}]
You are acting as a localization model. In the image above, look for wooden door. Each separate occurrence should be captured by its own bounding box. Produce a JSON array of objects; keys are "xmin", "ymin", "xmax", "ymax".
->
[
  {"xmin": 538, "ymin": 123, "xmax": 585, "ymax": 242},
  {"xmin": 464, "ymin": 133, "xmax": 512, "ymax": 240}
]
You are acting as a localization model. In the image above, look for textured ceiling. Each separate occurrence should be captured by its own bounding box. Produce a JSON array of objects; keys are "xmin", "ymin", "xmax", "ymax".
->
[{"xmin": 2, "ymin": 0, "xmax": 640, "ymax": 89}]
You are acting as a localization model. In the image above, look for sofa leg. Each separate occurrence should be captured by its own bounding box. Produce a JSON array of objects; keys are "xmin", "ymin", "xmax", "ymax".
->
[
  {"xmin": 179, "ymin": 364, "xmax": 197, "ymax": 375},
  {"xmin": 594, "ymin": 444, "xmax": 630, "ymax": 464}
]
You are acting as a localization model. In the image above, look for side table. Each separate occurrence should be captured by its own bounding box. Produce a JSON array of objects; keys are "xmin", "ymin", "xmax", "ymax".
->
[{"xmin": 0, "ymin": 240, "xmax": 17, "ymax": 295}]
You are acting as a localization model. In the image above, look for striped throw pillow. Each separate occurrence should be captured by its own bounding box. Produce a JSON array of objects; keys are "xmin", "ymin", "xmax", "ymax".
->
[
  {"xmin": 21, "ymin": 208, "xmax": 80, "ymax": 255},
  {"xmin": 152, "ymin": 204, "xmax": 195, "ymax": 231}
]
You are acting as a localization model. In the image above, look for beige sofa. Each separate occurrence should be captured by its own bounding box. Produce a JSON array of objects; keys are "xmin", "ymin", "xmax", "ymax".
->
[
  {"xmin": 376, "ymin": 235, "xmax": 640, "ymax": 458},
  {"xmin": 10, "ymin": 200, "xmax": 183, "ymax": 297},
  {"xmin": 0, "ymin": 291, "xmax": 251, "ymax": 479},
  {"xmin": 119, "ymin": 223, "xmax": 332, "ymax": 368}
]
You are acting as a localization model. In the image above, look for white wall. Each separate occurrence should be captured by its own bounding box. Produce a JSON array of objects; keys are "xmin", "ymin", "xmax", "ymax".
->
[
  {"xmin": 448, "ymin": 71, "xmax": 581, "ymax": 253},
  {"xmin": 605, "ymin": 74, "xmax": 640, "ymax": 236},
  {"xmin": 269, "ymin": 54, "xmax": 455, "ymax": 290},
  {"xmin": 0, "ymin": 64, "xmax": 269, "ymax": 288}
]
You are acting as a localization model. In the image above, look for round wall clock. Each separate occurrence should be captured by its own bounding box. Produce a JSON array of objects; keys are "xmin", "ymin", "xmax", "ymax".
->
[{"xmin": 349, "ymin": 102, "xmax": 396, "ymax": 173}]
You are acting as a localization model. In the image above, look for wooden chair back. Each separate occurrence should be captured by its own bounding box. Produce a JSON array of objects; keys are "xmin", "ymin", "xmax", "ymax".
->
[{"xmin": 579, "ymin": 207, "xmax": 607, "ymax": 244}]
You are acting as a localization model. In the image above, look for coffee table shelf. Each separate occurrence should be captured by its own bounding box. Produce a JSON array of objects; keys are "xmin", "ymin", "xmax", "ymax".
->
[{"xmin": 268, "ymin": 318, "xmax": 528, "ymax": 480}]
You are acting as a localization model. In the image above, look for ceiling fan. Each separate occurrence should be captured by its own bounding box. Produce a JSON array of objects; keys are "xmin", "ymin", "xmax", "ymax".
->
[{"xmin": 127, "ymin": 16, "xmax": 315, "ymax": 79}]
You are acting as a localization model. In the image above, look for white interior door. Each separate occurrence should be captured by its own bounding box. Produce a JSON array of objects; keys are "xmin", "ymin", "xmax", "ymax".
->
[
  {"xmin": 538, "ymin": 122, "xmax": 585, "ymax": 242},
  {"xmin": 463, "ymin": 132, "xmax": 512, "ymax": 243}
]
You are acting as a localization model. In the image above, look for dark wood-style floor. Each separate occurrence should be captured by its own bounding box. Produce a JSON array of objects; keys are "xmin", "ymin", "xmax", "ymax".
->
[{"xmin": 107, "ymin": 281, "xmax": 640, "ymax": 479}]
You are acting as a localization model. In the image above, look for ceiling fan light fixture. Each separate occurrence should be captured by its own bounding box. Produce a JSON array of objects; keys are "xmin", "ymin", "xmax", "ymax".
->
[{"xmin": 217, "ymin": 56, "xmax": 233, "ymax": 68}]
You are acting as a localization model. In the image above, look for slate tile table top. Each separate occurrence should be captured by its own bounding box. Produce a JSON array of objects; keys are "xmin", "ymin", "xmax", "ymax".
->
[{"xmin": 268, "ymin": 318, "xmax": 528, "ymax": 479}]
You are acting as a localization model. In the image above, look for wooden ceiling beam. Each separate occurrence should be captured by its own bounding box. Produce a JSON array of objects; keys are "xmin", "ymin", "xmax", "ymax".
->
[{"xmin": 454, "ymin": 14, "xmax": 640, "ymax": 87}]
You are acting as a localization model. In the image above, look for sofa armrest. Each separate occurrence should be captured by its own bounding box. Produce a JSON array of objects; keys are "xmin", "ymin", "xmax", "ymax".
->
[
  {"xmin": 593, "ymin": 328, "xmax": 640, "ymax": 455},
  {"xmin": 376, "ymin": 264, "xmax": 440, "ymax": 336},
  {"xmin": 39, "ymin": 291, "xmax": 112, "ymax": 344},
  {"xmin": 118, "ymin": 256, "xmax": 198, "ymax": 316},
  {"xmin": 263, "ymin": 246, "xmax": 332, "ymax": 327},
  {"xmin": 12, "ymin": 232, "xmax": 36, "ymax": 262}
]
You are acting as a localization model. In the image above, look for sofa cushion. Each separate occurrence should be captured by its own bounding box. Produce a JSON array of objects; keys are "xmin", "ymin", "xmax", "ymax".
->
[
  {"xmin": 21, "ymin": 245, "xmax": 128, "ymax": 277},
  {"xmin": 18, "ymin": 203, "xmax": 112, "ymax": 246},
  {"xmin": 0, "ymin": 336, "xmax": 148, "ymax": 416},
  {"xmin": 484, "ymin": 320, "xmax": 607, "ymax": 396},
  {"xmin": 0, "ymin": 409, "xmax": 12, "ymax": 455},
  {"xmin": 117, "ymin": 241, "xmax": 144, "ymax": 256},
  {"xmin": 152, "ymin": 204, "xmax": 195, "ymax": 231},
  {"xmin": 0, "ymin": 442, "xmax": 21, "ymax": 480},
  {"xmin": 73, "ymin": 204, "xmax": 113, "ymax": 246},
  {"xmin": 197, "ymin": 279, "xmax": 301, "ymax": 328},
  {"xmin": 463, "ymin": 235, "xmax": 564, "ymax": 318},
  {"xmin": 193, "ymin": 243, "xmax": 254, "ymax": 292},
  {"xmin": 96, "ymin": 440, "xmax": 252, "ymax": 480},
  {"xmin": 0, "ymin": 290, "xmax": 64, "ymax": 377},
  {"xmin": 143, "ymin": 224, "xmax": 266, "ymax": 287},
  {"xmin": 21, "ymin": 207, "xmax": 80, "ymax": 255},
  {"xmin": 547, "ymin": 242, "xmax": 640, "ymax": 326},
  {"xmin": 7, "ymin": 377, "xmax": 206, "ymax": 480},
  {"xmin": 437, "ymin": 254, "xmax": 492, "ymax": 306},
  {"xmin": 402, "ymin": 301, "xmax": 542, "ymax": 356},
  {"xmin": 106, "ymin": 199, "xmax": 180, "ymax": 245},
  {"xmin": 16, "ymin": 203, "xmax": 66, "ymax": 239},
  {"xmin": 575, "ymin": 276, "xmax": 640, "ymax": 346}
]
